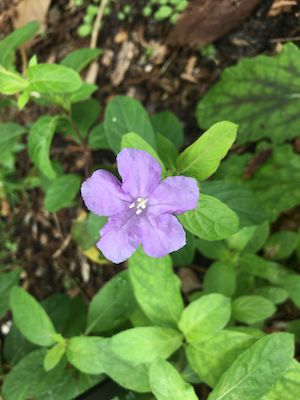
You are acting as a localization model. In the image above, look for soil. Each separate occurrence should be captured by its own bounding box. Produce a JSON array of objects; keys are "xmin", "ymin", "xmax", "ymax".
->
[{"xmin": 1, "ymin": 0, "xmax": 300, "ymax": 354}]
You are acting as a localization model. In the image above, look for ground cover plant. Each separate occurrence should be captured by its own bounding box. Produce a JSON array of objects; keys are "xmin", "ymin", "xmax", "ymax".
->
[{"xmin": 0, "ymin": 1, "xmax": 300, "ymax": 399}]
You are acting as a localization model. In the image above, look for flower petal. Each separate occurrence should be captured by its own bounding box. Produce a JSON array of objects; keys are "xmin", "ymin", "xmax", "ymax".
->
[
  {"xmin": 117, "ymin": 148, "xmax": 162, "ymax": 198},
  {"xmin": 97, "ymin": 211, "xmax": 140, "ymax": 263},
  {"xmin": 140, "ymin": 213, "xmax": 186, "ymax": 258},
  {"xmin": 81, "ymin": 170, "xmax": 132, "ymax": 217},
  {"xmin": 149, "ymin": 176, "xmax": 199, "ymax": 215}
]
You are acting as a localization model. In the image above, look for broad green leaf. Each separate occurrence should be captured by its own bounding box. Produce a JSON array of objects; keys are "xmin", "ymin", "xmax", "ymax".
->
[
  {"xmin": 67, "ymin": 336, "xmax": 106, "ymax": 374},
  {"xmin": 0, "ymin": 269, "xmax": 20, "ymax": 319},
  {"xmin": 226, "ymin": 226, "xmax": 257, "ymax": 252},
  {"xmin": 60, "ymin": 48, "xmax": 102, "ymax": 72},
  {"xmin": 44, "ymin": 341, "xmax": 66, "ymax": 371},
  {"xmin": 176, "ymin": 121, "xmax": 237, "ymax": 181},
  {"xmin": 128, "ymin": 249, "xmax": 184, "ymax": 328},
  {"xmin": 87, "ymin": 271, "xmax": 136, "ymax": 334},
  {"xmin": 27, "ymin": 64, "xmax": 82, "ymax": 93},
  {"xmin": 0, "ymin": 66, "xmax": 29, "ymax": 94},
  {"xmin": 149, "ymin": 359, "xmax": 198, "ymax": 400},
  {"xmin": 264, "ymin": 230, "xmax": 300, "ymax": 260},
  {"xmin": 203, "ymin": 261, "xmax": 236, "ymax": 297},
  {"xmin": 71, "ymin": 98, "xmax": 101, "ymax": 139},
  {"xmin": 150, "ymin": 111, "xmax": 184, "ymax": 149},
  {"xmin": 0, "ymin": 21, "xmax": 39, "ymax": 68},
  {"xmin": 195, "ymin": 238, "xmax": 230, "ymax": 261},
  {"xmin": 100, "ymin": 338, "xmax": 151, "ymax": 393},
  {"xmin": 28, "ymin": 115, "xmax": 60, "ymax": 179},
  {"xmin": 208, "ymin": 333, "xmax": 295, "ymax": 400},
  {"xmin": 2, "ymin": 349, "xmax": 67, "ymax": 400},
  {"xmin": 104, "ymin": 95, "xmax": 156, "ymax": 153},
  {"xmin": 283, "ymin": 274, "xmax": 300, "ymax": 308},
  {"xmin": 186, "ymin": 330, "xmax": 256, "ymax": 387},
  {"xmin": 44, "ymin": 174, "xmax": 81, "ymax": 212},
  {"xmin": 254, "ymin": 286, "xmax": 288, "ymax": 305},
  {"xmin": 69, "ymin": 83, "xmax": 98, "ymax": 104},
  {"xmin": 121, "ymin": 132, "xmax": 165, "ymax": 173},
  {"xmin": 10, "ymin": 287, "xmax": 57, "ymax": 346},
  {"xmin": 178, "ymin": 293, "xmax": 231, "ymax": 343},
  {"xmin": 156, "ymin": 133, "xmax": 178, "ymax": 169},
  {"xmin": 171, "ymin": 231, "xmax": 195, "ymax": 266},
  {"xmin": 88, "ymin": 123, "xmax": 110, "ymax": 149},
  {"xmin": 179, "ymin": 194, "xmax": 239, "ymax": 241},
  {"xmin": 232, "ymin": 295, "xmax": 276, "ymax": 324},
  {"xmin": 197, "ymin": 43, "xmax": 300, "ymax": 144},
  {"xmin": 287, "ymin": 319, "xmax": 300, "ymax": 342},
  {"xmin": 262, "ymin": 360, "xmax": 300, "ymax": 400},
  {"xmin": 71, "ymin": 213, "xmax": 107, "ymax": 251},
  {"xmin": 111, "ymin": 327, "xmax": 183, "ymax": 364},
  {"xmin": 244, "ymin": 222, "xmax": 270, "ymax": 253},
  {"xmin": 247, "ymin": 145, "xmax": 300, "ymax": 221},
  {"xmin": 203, "ymin": 181, "xmax": 268, "ymax": 227},
  {"xmin": 239, "ymin": 253, "xmax": 289, "ymax": 285}
]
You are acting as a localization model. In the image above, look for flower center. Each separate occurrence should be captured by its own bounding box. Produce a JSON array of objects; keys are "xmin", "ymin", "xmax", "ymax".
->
[{"xmin": 129, "ymin": 197, "xmax": 148, "ymax": 215}]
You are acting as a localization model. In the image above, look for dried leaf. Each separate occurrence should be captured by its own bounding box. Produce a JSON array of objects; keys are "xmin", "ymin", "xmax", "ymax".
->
[
  {"xmin": 167, "ymin": 0, "xmax": 264, "ymax": 47},
  {"xmin": 13, "ymin": 0, "xmax": 51, "ymax": 33}
]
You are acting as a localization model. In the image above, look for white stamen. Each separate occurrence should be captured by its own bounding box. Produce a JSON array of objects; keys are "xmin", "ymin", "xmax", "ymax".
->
[{"xmin": 129, "ymin": 197, "xmax": 148, "ymax": 215}]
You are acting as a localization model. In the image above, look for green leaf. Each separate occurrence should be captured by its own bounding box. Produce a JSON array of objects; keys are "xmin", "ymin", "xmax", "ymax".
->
[
  {"xmin": 60, "ymin": 48, "xmax": 102, "ymax": 72},
  {"xmin": 149, "ymin": 359, "xmax": 198, "ymax": 400},
  {"xmin": 71, "ymin": 98, "xmax": 101, "ymax": 138},
  {"xmin": 264, "ymin": 230, "xmax": 300, "ymax": 260},
  {"xmin": 128, "ymin": 249, "xmax": 184, "ymax": 328},
  {"xmin": 44, "ymin": 174, "xmax": 81, "ymax": 212},
  {"xmin": 67, "ymin": 336, "xmax": 106, "ymax": 374},
  {"xmin": 186, "ymin": 330, "xmax": 256, "ymax": 387},
  {"xmin": 178, "ymin": 293, "xmax": 231, "ymax": 343},
  {"xmin": 0, "ymin": 65, "xmax": 29, "ymax": 94},
  {"xmin": 197, "ymin": 43, "xmax": 300, "ymax": 144},
  {"xmin": 244, "ymin": 222, "xmax": 270, "ymax": 253},
  {"xmin": 239, "ymin": 253, "xmax": 289, "ymax": 285},
  {"xmin": 254, "ymin": 286, "xmax": 288, "ymax": 305},
  {"xmin": 28, "ymin": 115, "xmax": 60, "ymax": 179},
  {"xmin": 10, "ymin": 287, "xmax": 57, "ymax": 346},
  {"xmin": 179, "ymin": 194, "xmax": 239, "ymax": 241},
  {"xmin": 27, "ymin": 64, "xmax": 82, "ymax": 93},
  {"xmin": 171, "ymin": 231, "xmax": 195, "ymax": 266},
  {"xmin": 208, "ymin": 333, "xmax": 295, "ymax": 400},
  {"xmin": 111, "ymin": 327, "xmax": 183, "ymax": 364},
  {"xmin": 156, "ymin": 133, "xmax": 178, "ymax": 169},
  {"xmin": 104, "ymin": 95, "xmax": 156, "ymax": 153},
  {"xmin": 2, "ymin": 349, "xmax": 67, "ymax": 400},
  {"xmin": 0, "ymin": 269, "xmax": 20, "ymax": 319},
  {"xmin": 232, "ymin": 295, "xmax": 276, "ymax": 325},
  {"xmin": 69, "ymin": 82, "xmax": 98, "ymax": 104},
  {"xmin": 283, "ymin": 274, "xmax": 300, "ymax": 308},
  {"xmin": 154, "ymin": 5, "xmax": 173, "ymax": 20},
  {"xmin": 176, "ymin": 121, "xmax": 237, "ymax": 181},
  {"xmin": 0, "ymin": 21, "xmax": 39, "ymax": 68},
  {"xmin": 121, "ymin": 132, "xmax": 165, "ymax": 173},
  {"xmin": 98, "ymin": 338, "xmax": 151, "ymax": 392},
  {"xmin": 88, "ymin": 123, "xmax": 110, "ymax": 149},
  {"xmin": 195, "ymin": 238, "xmax": 230, "ymax": 261},
  {"xmin": 203, "ymin": 181, "xmax": 268, "ymax": 227},
  {"xmin": 203, "ymin": 261, "xmax": 236, "ymax": 297},
  {"xmin": 44, "ymin": 341, "xmax": 66, "ymax": 371},
  {"xmin": 86, "ymin": 271, "xmax": 136, "ymax": 334},
  {"xmin": 150, "ymin": 111, "xmax": 184, "ymax": 149},
  {"xmin": 226, "ymin": 226, "xmax": 257, "ymax": 252},
  {"xmin": 262, "ymin": 360, "xmax": 300, "ymax": 400}
]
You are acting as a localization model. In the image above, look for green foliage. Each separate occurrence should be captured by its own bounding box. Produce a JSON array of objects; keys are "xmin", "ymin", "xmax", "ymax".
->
[
  {"xmin": 232, "ymin": 295, "xmax": 276, "ymax": 325},
  {"xmin": 149, "ymin": 359, "xmax": 198, "ymax": 400},
  {"xmin": 150, "ymin": 111, "xmax": 184, "ymax": 149},
  {"xmin": 0, "ymin": 269, "xmax": 20, "ymax": 318},
  {"xmin": 60, "ymin": 48, "xmax": 102, "ymax": 72},
  {"xmin": 10, "ymin": 287, "xmax": 57, "ymax": 347},
  {"xmin": 179, "ymin": 195, "xmax": 239, "ymax": 241},
  {"xmin": 44, "ymin": 174, "xmax": 81, "ymax": 212},
  {"xmin": 178, "ymin": 293, "xmax": 231, "ymax": 343},
  {"xmin": 129, "ymin": 249, "xmax": 184, "ymax": 328},
  {"xmin": 176, "ymin": 121, "xmax": 237, "ymax": 181},
  {"xmin": 197, "ymin": 43, "xmax": 300, "ymax": 144},
  {"xmin": 208, "ymin": 333, "xmax": 295, "ymax": 400}
]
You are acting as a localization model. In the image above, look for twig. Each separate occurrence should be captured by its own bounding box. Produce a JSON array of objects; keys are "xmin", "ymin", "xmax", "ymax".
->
[
  {"xmin": 52, "ymin": 234, "xmax": 71, "ymax": 259},
  {"xmin": 86, "ymin": 0, "xmax": 109, "ymax": 84},
  {"xmin": 269, "ymin": 36, "xmax": 300, "ymax": 43}
]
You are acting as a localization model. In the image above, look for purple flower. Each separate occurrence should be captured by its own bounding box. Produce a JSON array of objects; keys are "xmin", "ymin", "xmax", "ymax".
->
[{"xmin": 81, "ymin": 149, "xmax": 199, "ymax": 263}]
